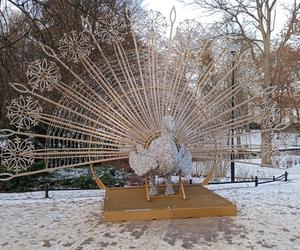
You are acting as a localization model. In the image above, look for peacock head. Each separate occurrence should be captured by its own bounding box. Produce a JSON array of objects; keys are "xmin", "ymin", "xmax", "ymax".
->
[{"xmin": 161, "ymin": 115, "xmax": 175, "ymax": 133}]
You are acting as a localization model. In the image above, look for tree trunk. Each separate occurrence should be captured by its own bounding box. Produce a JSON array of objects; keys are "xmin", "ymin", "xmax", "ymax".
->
[
  {"xmin": 261, "ymin": 129, "xmax": 273, "ymax": 165},
  {"xmin": 261, "ymin": 29, "xmax": 273, "ymax": 165},
  {"xmin": 236, "ymin": 127, "xmax": 242, "ymax": 159}
]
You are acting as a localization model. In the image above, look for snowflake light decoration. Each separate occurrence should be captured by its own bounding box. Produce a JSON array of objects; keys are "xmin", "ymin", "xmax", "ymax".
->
[
  {"xmin": 176, "ymin": 20, "xmax": 203, "ymax": 39},
  {"xmin": 94, "ymin": 12, "xmax": 127, "ymax": 44},
  {"xmin": 26, "ymin": 59, "xmax": 61, "ymax": 92},
  {"xmin": 7, "ymin": 95, "xmax": 42, "ymax": 129},
  {"xmin": 134, "ymin": 10, "xmax": 167, "ymax": 39},
  {"xmin": 1, "ymin": 137, "xmax": 34, "ymax": 174},
  {"xmin": 260, "ymin": 98, "xmax": 280, "ymax": 127},
  {"xmin": 59, "ymin": 31, "xmax": 92, "ymax": 62}
]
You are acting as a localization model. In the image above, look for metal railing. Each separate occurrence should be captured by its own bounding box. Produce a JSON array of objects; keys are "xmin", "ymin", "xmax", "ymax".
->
[
  {"xmin": 206, "ymin": 171, "xmax": 288, "ymax": 187},
  {"xmin": 0, "ymin": 171, "xmax": 289, "ymax": 199}
]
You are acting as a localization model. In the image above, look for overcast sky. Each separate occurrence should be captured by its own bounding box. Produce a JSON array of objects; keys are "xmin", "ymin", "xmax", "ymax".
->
[
  {"xmin": 1, "ymin": 0, "xmax": 294, "ymax": 37},
  {"xmin": 143, "ymin": 0, "xmax": 293, "ymax": 36}
]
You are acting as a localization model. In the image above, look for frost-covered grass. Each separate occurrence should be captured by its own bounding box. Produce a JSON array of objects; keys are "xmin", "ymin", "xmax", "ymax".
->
[{"xmin": 0, "ymin": 164, "xmax": 300, "ymax": 249}]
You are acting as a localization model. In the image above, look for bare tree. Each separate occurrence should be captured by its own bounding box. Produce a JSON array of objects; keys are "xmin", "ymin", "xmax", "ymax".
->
[
  {"xmin": 272, "ymin": 44, "xmax": 300, "ymax": 123},
  {"xmin": 0, "ymin": 0, "xmax": 144, "ymax": 128},
  {"xmin": 182, "ymin": 0, "xmax": 300, "ymax": 165}
]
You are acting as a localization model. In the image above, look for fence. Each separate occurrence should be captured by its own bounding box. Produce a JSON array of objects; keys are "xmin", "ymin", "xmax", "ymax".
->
[
  {"xmin": 1, "ymin": 171, "xmax": 289, "ymax": 199},
  {"xmin": 206, "ymin": 171, "xmax": 288, "ymax": 187}
]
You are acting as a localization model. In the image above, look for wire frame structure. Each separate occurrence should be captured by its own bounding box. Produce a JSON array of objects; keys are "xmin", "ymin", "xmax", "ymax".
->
[{"xmin": 0, "ymin": 8, "xmax": 287, "ymax": 181}]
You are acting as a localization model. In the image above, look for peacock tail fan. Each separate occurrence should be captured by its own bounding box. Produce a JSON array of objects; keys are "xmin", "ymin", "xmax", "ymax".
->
[{"xmin": 0, "ymin": 8, "xmax": 285, "ymax": 181}]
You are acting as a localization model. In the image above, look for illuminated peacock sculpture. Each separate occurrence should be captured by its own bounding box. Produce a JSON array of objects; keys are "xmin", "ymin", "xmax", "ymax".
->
[{"xmin": 0, "ymin": 8, "xmax": 286, "ymax": 194}]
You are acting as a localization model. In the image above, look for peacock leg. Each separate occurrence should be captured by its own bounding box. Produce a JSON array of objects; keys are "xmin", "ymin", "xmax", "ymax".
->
[
  {"xmin": 164, "ymin": 174, "xmax": 175, "ymax": 195},
  {"xmin": 148, "ymin": 173, "xmax": 159, "ymax": 195}
]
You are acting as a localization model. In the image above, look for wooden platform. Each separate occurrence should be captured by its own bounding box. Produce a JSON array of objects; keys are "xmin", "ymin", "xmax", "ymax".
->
[{"xmin": 103, "ymin": 185, "xmax": 237, "ymax": 222}]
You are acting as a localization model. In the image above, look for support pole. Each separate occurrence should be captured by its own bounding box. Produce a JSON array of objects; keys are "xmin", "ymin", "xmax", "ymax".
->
[
  {"xmin": 45, "ymin": 184, "xmax": 49, "ymax": 198},
  {"xmin": 145, "ymin": 174, "xmax": 150, "ymax": 201},
  {"xmin": 285, "ymin": 171, "xmax": 288, "ymax": 182},
  {"xmin": 230, "ymin": 49, "xmax": 236, "ymax": 183}
]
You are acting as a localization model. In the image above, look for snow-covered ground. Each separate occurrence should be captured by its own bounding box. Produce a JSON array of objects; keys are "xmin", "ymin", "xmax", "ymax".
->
[
  {"xmin": 0, "ymin": 165, "xmax": 300, "ymax": 249},
  {"xmin": 241, "ymin": 130, "xmax": 300, "ymax": 150},
  {"xmin": 0, "ymin": 131, "xmax": 299, "ymax": 249}
]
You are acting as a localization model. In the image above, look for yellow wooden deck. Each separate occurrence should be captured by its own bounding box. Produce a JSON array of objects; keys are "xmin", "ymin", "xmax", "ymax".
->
[{"xmin": 103, "ymin": 184, "xmax": 237, "ymax": 222}]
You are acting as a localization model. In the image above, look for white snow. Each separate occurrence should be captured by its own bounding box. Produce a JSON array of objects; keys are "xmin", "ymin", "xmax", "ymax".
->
[
  {"xmin": 239, "ymin": 130, "xmax": 300, "ymax": 151},
  {"xmin": 1, "ymin": 165, "xmax": 300, "ymax": 249},
  {"xmin": 0, "ymin": 130, "xmax": 299, "ymax": 249}
]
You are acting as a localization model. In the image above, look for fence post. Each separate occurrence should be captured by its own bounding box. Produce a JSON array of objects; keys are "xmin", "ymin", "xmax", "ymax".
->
[
  {"xmin": 45, "ymin": 184, "xmax": 49, "ymax": 198},
  {"xmin": 189, "ymin": 179, "xmax": 192, "ymax": 184},
  {"xmin": 284, "ymin": 171, "xmax": 288, "ymax": 182},
  {"xmin": 273, "ymin": 176, "xmax": 275, "ymax": 181},
  {"xmin": 255, "ymin": 176, "xmax": 258, "ymax": 187}
]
